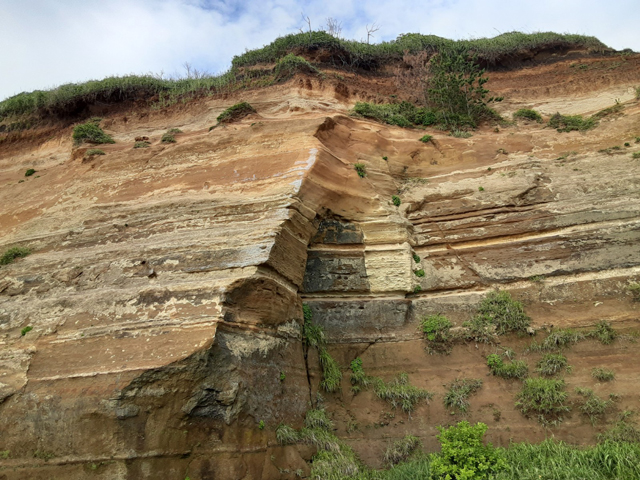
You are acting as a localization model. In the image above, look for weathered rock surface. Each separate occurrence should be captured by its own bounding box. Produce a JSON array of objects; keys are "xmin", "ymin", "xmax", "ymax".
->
[{"xmin": 0, "ymin": 53, "xmax": 639, "ymax": 478}]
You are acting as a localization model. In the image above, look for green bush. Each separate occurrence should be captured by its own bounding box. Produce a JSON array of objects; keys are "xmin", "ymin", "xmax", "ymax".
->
[
  {"xmin": 444, "ymin": 379, "xmax": 483, "ymax": 413},
  {"xmin": 161, "ymin": 133, "xmax": 176, "ymax": 143},
  {"xmin": 354, "ymin": 163, "xmax": 367, "ymax": 178},
  {"xmin": 412, "ymin": 253, "xmax": 420, "ymax": 263},
  {"xmin": 414, "ymin": 269, "xmax": 425, "ymax": 277},
  {"xmin": 275, "ymin": 424, "xmax": 299, "ymax": 444},
  {"xmin": 632, "ymin": 152, "xmax": 640, "ymax": 159},
  {"xmin": 72, "ymin": 121, "xmax": 115, "ymax": 145},
  {"xmin": 513, "ymin": 108, "xmax": 543, "ymax": 122},
  {"xmin": 575, "ymin": 387, "xmax": 613, "ymax": 425},
  {"xmin": 421, "ymin": 314, "xmax": 452, "ymax": 344},
  {"xmin": 474, "ymin": 290, "xmax": 530, "ymax": 335},
  {"xmin": 302, "ymin": 305, "xmax": 342, "ymax": 393},
  {"xmin": 420, "ymin": 134, "xmax": 433, "ymax": 143},
  {"xmin": 515, "ymin": 377, "xmax": 570, "ymax": 424},
  {"xmin": 0, "ymin": 246, "xmax": 31, "ymax": 265},
  {"xmin": 319, "ymin": 349, "xmax": 342, "ymax": 393},
  {"xmin": 167, "ymin": 128, "xmax": 182, "ymax": 134},
  {"xmin": 133, "ymin": 141, "xmax": 151, "ymax": 148},
  {"xmin": 548, "ymin": 113, "xmax": 597, "ymax": 133},
  {"xmin": 21, "ymin": 326, "xmax": 33, "ymax": 336},
  {"xmin": 304, "ymin": 408, "xmax": 334, "ymax": 431},
  {"xmin": 349, "ymin": 357, "xmax": 374, "ymax": 394},
  {"xmin": 487, "ymin": 353, "xmax": 529, "ymax": 380},
  {"xmin": 25, "ymin": 168, "xmax": 36, "ymax": 176},
  {"xmin": 274, "ymin": 53, "xmax": 318, "ymax": 80},
  {"xmin": 528, "ymin": 329, "xmax": 585, "ymax": 352},
  {"xmin": 599, "ymin": 412, "xmax": 640, "ymax": 443},
  {"xmin": 629, "ymin": 282, "xmax": 640, "ymax": 300},
  {"xmin": 217, "ymin": 101, "xmax": 256, "ymax": 123},
  {"xmin": 352, "ymin": 101, "xmax": 437, "ymax": 128},
  {"xmin": 592, "ymin": 367, "xmax": 615, "ymax": 382},
  {"xmin": 536, "ymin": 353, "xmax": 570, "ymax": 376},
  {"xmin": 430, "ymin": 421, "xmax": 506, "ymax": 480},
  {"xmin": 85, "ymin": 149, "xmax": 105, "ymax": 156},
  {"xmin": 392, "ymin": 195, "xmax": 401, "ymax": 206},
  {"xmin": 384, "ymin": 435, "xmax": 422, "ymax": 466},
  {"xmin": 374, "ymin": 373, "xmax": 433, "ymax": 413},
  {"xmin": 589, "ymin": 320, "xmax": 616, "ymax": 345}
]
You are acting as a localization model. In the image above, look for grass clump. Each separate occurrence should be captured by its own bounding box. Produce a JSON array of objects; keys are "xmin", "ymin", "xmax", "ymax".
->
[
  {"xmin": 161, "ymin": 133, "xmax": 176, "ymax": 143},
  {"xmin": 629, "ymin": 282, "xmax": 640, "ymax": 300},
  {"xmin": 588, "ymin": 320, "xmax": 616, "ymax": 345},
  {"xmin": 354, "ymin": 163, "xmax": 367, "ymax": 178},
  {"xmin": 528, "ymin": 329, "xmax": 585, "ymax": 352},
  {"xmin": 592, "ymin": 367, "xmax": 615, "ymax": 382},
  {"xmin": 275, "ymin": 424, "xmax": 299, "ymax": 444},
  {"xmin": 430, "ymin": 421, "xmax": 506, "ymax": 480},
  {"xmin": 419, "ymin": 134, "xmax": 433, "ymax": 143},
  {"xmin": 384, "ymin": 435, "xmax": 422, "ymax": 466},
  {"xmin": 391, "ymin": 195, "xmax": 401, "ymax": 207},
  {"xmin": 302, "ymin": 304, "xmax": 342, "ymax": 393},
  {"xmin": 599, "ymin": 412, "xmax": 640, "ymax": 443},
  {"xmin": 444, "ymin": 378, "xmax": 483, "ymax": 413},
  {"xmin": 0, "ymin": 246, "xmax": 31, "ymax": 265},
  {"xmin": 133, "ymin": 141, "xmax": 151, "ymax": 148},
  {"xmin": 216, "ymin": 101, "xmax": 255, "ymax": 124},
  {"xmin": 515, "ymin": 377, "xmax": 570, "ymax": 424},
  {"xmin": 450, "ymin": 129, "xmax": 473, "ymax": 138},
  {"xmin": 167, "ymin": 128, "xmax": 182, "ymax": 134},
  {"xmin": 274, "ymin": 53, "xmax": 318, "ymax": 80},
  {"xmin": 25, "ymin": 168, "xmax": 36, "ymax": 176},
  {"xmin": 352, "ymin": 101, "xmax": 437, "ymax": 128},
  {"xmin": 21, "ymin": 326, "xmax": 33, "ymax": 336},
  {"xmin": 72, "ymin": 120, "xmax": 115, "ymax": 145},
  {"xmin": 536, "ymin": 353, "xmax": 571, "ymax": 376},
  {"xmin": 513, "ymin": 108, "xmax": 543, "ymax": 122},
  {"xmin": 487, "ymin": 353, "xmax": 529, "ymax": 380},
  {"xmin": 304, "ymin": 408, "xmax": 334, "ymax": 431},
  {"xmin": 575, "ymin": 387, "xmax": 614, "ymax": 425},
  {"xmin": 474, "ymin": 290, "xmax": 531, "ymax": 335},
  {"xmin": 412, "ymin": 253, "xmax": 421, "ymax": 263},
  {"xmin": 85, "ymin": 149, "xmax": 105, "ymax": 156},
  {"xmin": 421, "ymin": 314, "xmax": 453, "ymax": 354},
  {"xmin": 374, "ymin": 373, "xmax": 433, "ymax": 413},
  {"xmin": 632, "ymin": 152, "xmax": 640, "ymax": 159},
  {"xmin": 548, "ymin": 113, "xmax": 597, "ymax": 133},
  {"xmin": 414, "ymin": 269, "xmax": 425, "ymax": 277},
  {"xmin": 349, "ymin": 357, "xmax": 374, "ymax": 394}
]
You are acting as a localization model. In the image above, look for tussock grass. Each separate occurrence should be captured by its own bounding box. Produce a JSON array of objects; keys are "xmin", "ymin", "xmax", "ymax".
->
[
  {"xmin": 374, "ymin": 373, "xmax": 433, "ymax": 413},
  {"xmin": 575, "ymin": 387, "xmax": 614, "ymax": 425},
  {"xmin": 72, "ymin": 120, "xmax": 114, "ymax": 145},
  {"xmin": 384, "ymin": 435, "xmax": 422, "ymax": 466},
  {"xmin": 528, "ymin": 329, "xmax": 585, "ymax": 352},
  {"xmin": 421, "ymin": 314, "xmax": 453, "ymax": 353},
  {"xmin": 588, "ymin": 320, "xmax": 616, "ymax": 345},
  {"xmin": 302, "ymin": 304, "xmax": 343, "ymax": 393},
  {"xmin": 275, "ymin": 424, "xmax": 299, "ymax": 445},
  {"xmin": 216, "ymin": 101, "xmax": 256, "ymax": 124},
  {"xmin": 487, "ymin": 353, "xmax": 529, "ymax": 380},
  {"xmin": 85, "ymin": 149, "xmax": 105, "ymax": 156},
  {"xmin": 352, "ymin": 101, "xmax": 436, "ymax": 128},
  {"xmin": 349, "ymin": 357, "xmax": 374, "ymax": 394},
  {"xmin": 592, "ymin": 367, "xmax": 615, "ymax": 382},
  {"xmin": 548, "ymin": 113, "xmax": 597, "ymax": 132},
  {"xmin": 513, "ymin": 108, "xmax": 543, "ymax": 122},
  {"xmin": 443, "ymin": 379, "xmax": 483, "ymax": 412},
  {"xmin": 516, "ymin": 377, "xmax": 570, "ymax": 424},
  {"xmin": 475, "ymin": 290, "xmax": 531, "ymax": 335},
  {"xmin": 536, "ymin": 353, "xmax": 571, "ymax": 376},
  {"xmin": 274, "ymin": 53, "xmax": 318, "ymax": 80}
]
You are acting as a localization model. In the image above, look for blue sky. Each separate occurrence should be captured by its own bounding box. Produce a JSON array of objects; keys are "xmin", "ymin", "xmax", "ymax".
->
[{"xmin": 1, "ymin": 0, "xmax": 639, "ymax": 101}]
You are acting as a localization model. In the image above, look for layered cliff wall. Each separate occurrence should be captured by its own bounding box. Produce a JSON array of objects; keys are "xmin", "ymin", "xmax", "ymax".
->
[{"xmin": 0, "ymin": 51, "xmax": 640, "ymax": 479}]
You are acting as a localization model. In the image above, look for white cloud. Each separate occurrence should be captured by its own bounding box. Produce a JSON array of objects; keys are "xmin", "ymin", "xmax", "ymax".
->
[{"xmin": 1, "ymin": 0, "xmax": 638, "ymax": 101}]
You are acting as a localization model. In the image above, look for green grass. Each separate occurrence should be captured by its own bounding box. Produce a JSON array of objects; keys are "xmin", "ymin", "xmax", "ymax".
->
[
  {"xmin": 391, "ymin": 195, "xmax": 401, "ymax": 207},
  {"xmin": 632, "ymin": 152, "xmax": 640, "ymax": 159},
  {"xmin": 592, "ymin": 367, "xmax": 615, "ymax": 382},
  {"xmin": 450, "ymin": 129, "xmax": 473, "ymax": 138},
  {"xmin": 21, "ymin": 326, "xmax": 33, "ymax": 336},
  {"xmin": 575, "ymin": 387, "xmax": 614, "ymax": 425},
  {"xmin": 384, "ymin": 435, "xmax": 422, "ymax": 466},
  {"xmin": 72, "ymin": 121, "xmax": 115, "ymax": 145},
  {"xmin": 354, "ymin": 163, "xmax": 367, "ymax": 178},
  {"xmin": 588, "ymin": 320, "xmax": 617, "ymax": 345},
  {"xmin": 352, "ymin": 101, "xmax": 437, "ymax": 128},
  {"xmin": 629, "ymin": 282, "xmax": 640, "ymax": 300},
  {"xmin": 513, "ymin": 108, "xmax": 543, "ymax": 122},
  {"xmin": 548, "ymin": 113, "xmax": 597, "ymax": 133},
  {"xmin": 592, "ymin": 102, "xmax": 624, "ymax": 119},
  {"xmin": 133, "ymin": 141, "xmax": 151, "ymax": 148},
  {"xmin": 304, "ymin": 408, "xmax": 334, "ymax": 430},
  {"xmin": 421, "ymin": 314, "xmax": 453, "ymax": 353},
  {"xmin": 161, "ymin": 133, "xmax": 176, "ymax": 143},
  {"xmin": 85, "ymin": 149, "xmax": 105, "ymax": 156},
  {"xmin": 0, "ymin": 246, "xmax": 31, "ymax": 265},
  {"xmin": 25, "ymin": 168, "xmax": 36, "ymax": 176},
  {"xmin": 412, "ymin": 253, "xmax": 420, "ymax": 263},
  {"xmin": 487, "ymin": 353, "xmax": 529, "ymax": 380},
  {"xmin": 302, "ymin": 305, "xmax": 343, "ymax": 393},
  {"xmin": 474, "ymin": 290, "xmax": 531, "ymax": 335},
  {"xmin": 419, "ymin": 134, "xmax": 433, "ymax": 143},
  {"xmin": 515, "ymin": 377, "xmax": 570, "ymax": 424},
  {"xmin": 443, "ymin": 378, "xmax": 483, "ymax": 412},
  {"xmin": 216, "ymin": 101, "xmax": 256, "ymax": 123},
  {"xmin": 413, "ymin": 269, "xmax": 425, "ymax": 277},
  {"xmin": 275, "ymin": 424, "xmax": 299, "ymax": 444},
  {"xmin": 349, "ymin": 357, "xmax": 374, "ymax": 394},
  {"xmin": 167, "ymin": 128, "xmax": 182, "ymax": 134},
  {"xmin": 528, "ymin": 328, "xmax": 585, "ymax": 352},
  {"xmin": 274, "ymin": 53, "xmax": 318, "ymax": 80},
  {"xmin": 536, "ymin": 353, "xmax": 571, "ymax": 376},
  {"xmin": 374, "ymin": 373, "xmax": 433, "ymax": 413},
  {"xmin": 599, "ymin": 412, "xmax": 640, "ymax": 443}
]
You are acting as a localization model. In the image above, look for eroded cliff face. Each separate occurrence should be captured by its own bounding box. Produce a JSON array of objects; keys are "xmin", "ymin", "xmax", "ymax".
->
[{"xmin": 1, "ymin": 53, "xmax": 640, "ymax": 479}]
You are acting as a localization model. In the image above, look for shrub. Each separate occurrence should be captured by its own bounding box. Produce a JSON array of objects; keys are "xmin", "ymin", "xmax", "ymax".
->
[
  {"xmin": 628, "ymin": 282, "xmax": 640, "ymax": 300},
  {"xmin": 536, "ymin": 353, "xmax": 570, "ymax": 376},
  {"xmin": 444, "ymin": 378, "xmax": 483, "ymax": 412},
  {"xmin": 258, "ymin": 420, "xmax": 265, "ymax": 430},
  {"xmin": 592, "ymin": 367, "xmax": 615, "ymax": 382},
  {"xmin": 216, "ymin": 101, "xmax": 255, "ymax": 123},
  {"xmin": 414, "ymin": 285, "xmax": 422, "ymax": 293},
  {"xmin": 25, "ymin": 168, "xmax": 36, "ymax": 176},
  {"xmin": 374, "ymin": 373, "xmax": 433, "ymax": 413},
  {"xmin": 451, "ymin": 129, "xmax": 473, "ymax": 138},
  {"xmin": 515, "ymin": 377, "xmax": 570, "ymax": 424},
  {"xmin": 0, "ymin": 246, "xmax": 31, "ymax": 265},
  {"xmin": 319, "ymin": 349, "xmax": 342, "ymax": 393},
  {"xmin": 85, "ymin": 149, "xmax": 105, "ymax": 156},
  {"xmin": 528, "ymin": 329, "xmax": 585, "ymax": 352},
  {"xmin": 392, "ymin": 195, "xmax": 401, "ymax": 206},
  {"xmin": 72, "ymin": 121, "xmax": 115, "ymax": 145},
  {"xmin": 478, "ymin": 186, "xmax": 485, "ymax": 191},
  {"xmin": 430, "ymin": 421, "xmax": 506, "ymax": 480},
  {"xmin": 599, "ymin": 412, "xmax": 640, "ymax": 443},
  {"xmin": 421, "ymin": 314, "xmax": 453, "ymax": 354},
  {"xmin": 475, "ymin": 290, "xmax": 530, "ymax": 335},
  {"xmin": 382, "ymin": 156, "xmax": 388, "ymax": 160},
  {"xmin": 21, "ymin": 326, "xmax": 33, "ymax": 336},
  {"xmin": 349, "ymin": 357, "xmax": 374, "ymax": 394},
  {"xmin": 384, "ymin": 435, "xmax": 422, "ymax": 466},
  {"xmin": 487, "ymin": 353, "xmax": 529, "ymax": 380},
  {"xmin": 302, "ymin": 305, "xmax": 342, "ymax": 393},
  {"xmin": 274, "ymin": 53, "xmax": 318, "ymax": 80},
  {"xmin": 414, "ymin": 269, "xmax": 425, "ymax": 277},
  {"xmin": 513, "ymin": 108, "xmax": 543, "ymax": 122},
  {"xmin": 575, "ymin": 387, "xmax": 613, "ymax": 425},
  {"xmin": 632, "ymin": 152, "xmax": 640, "ymax": 159},
  {"xmin": 547, "ymin": 113, "xmax": 597, "ymax": 132},
  {"xmin": 589, "ymin": 320, "xmax": 616, "ymax": 345},
  {"xmin": 352, "ymin": 101, "xmax": 437, "ymax": 128},
  {"xmin": 167, "ymin": 128, "xmax": 182, "ymax": 134},
  {"xmin": 412, "ymin": 253, "xmax": 420, "ymax": 263},
  {"xmin": 133, "ymin": 141, "xmax": 151, "ymax": 148},
  {"xmin": 420, "ymin": 134, "xmax": 433, "ymax": 143},
  {"xmin": 304, "ymin": 408, "xmax": 334, "ymax": 431},
  {"xmin": 161, "ymin": 133, "xmax": 176, "ymax": 143},
  {"xmin": 276, "ymin": 424, "xmax": 299, "ymax": 444},
  {"xmin": 354, "ymin": 163, "xmax": 367, "ymax": 178}
]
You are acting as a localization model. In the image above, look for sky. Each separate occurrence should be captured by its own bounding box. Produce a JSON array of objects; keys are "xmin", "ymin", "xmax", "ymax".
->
[{"xmin": 1, "ymin": 0, "xmax": 639, "ymax": 101}]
